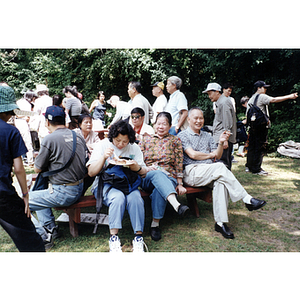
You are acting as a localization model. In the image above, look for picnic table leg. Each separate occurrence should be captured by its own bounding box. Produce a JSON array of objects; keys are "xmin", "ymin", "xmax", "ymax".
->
[
  {"xmin": 64, "ymin": 208, "xmax": 80, "ymax": 238},
  {"xmin": 186, "ymin": 193, "xmax": 200, "ymax": 218}
]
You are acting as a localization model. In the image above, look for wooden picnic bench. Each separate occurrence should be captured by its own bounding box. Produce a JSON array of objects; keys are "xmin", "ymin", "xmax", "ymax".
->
[{"xmin": 31, "ymin": 174, "xmax": 212, "ymax": 238}]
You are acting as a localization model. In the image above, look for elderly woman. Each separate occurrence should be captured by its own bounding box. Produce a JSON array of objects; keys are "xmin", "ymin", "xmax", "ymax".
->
[
  {"xmin": 73, "ymin": 114, "xmax": 100, "ymax": 154},
  {"xmin": 139, "ymin": 112, "xmax": 189, "ymax": 241},
  {"xmin": 87, "ymin": 120, "xmax": 148, "ymax": 252}
]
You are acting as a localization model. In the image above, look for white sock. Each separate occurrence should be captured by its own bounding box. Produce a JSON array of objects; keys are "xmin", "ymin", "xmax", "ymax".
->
[
  {"xmin": 217, "ymin": 222, "xmax": 223, "ymax": 227},
  {"xmin": 151, "ymin": 220, "xmax": 160, "ymax": 228},
  {"xmin": 243, "ymin": 194, "xmax": 252, "ymax": 204},
  {"xmin": 167, "ymin": 193, "xmax": 180, "ymax": 212}
]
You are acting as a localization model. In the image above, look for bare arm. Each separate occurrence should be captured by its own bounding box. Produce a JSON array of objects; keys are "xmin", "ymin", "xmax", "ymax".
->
[
  {"xmin": 269, "ymin": 92, "xmax": 298, "ymax": 103},
  {"xmin": 175, "ymin": 110, "xmax": 188, "ymax": 133},
  {"xmin": 13, "ymin": 156, "xmax": 30, "ymax": 218}
]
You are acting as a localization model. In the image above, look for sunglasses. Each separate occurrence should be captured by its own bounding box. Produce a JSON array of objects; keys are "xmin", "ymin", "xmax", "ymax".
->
[{"xmin": 131, "ymin": 115, "xmax": 141, "ymax": 120}]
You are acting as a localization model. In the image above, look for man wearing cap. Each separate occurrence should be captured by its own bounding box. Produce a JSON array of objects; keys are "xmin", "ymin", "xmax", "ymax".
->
[
  {"xmin": 29, "ymin": 105, "xmax": 88, "ymax": 249},
  {"xmin": 151, "ymin": 81, "xmax": 167, "ymax": 123},
  {"xmin": 33, "ymin": 84, "xmax": 53, "ymax": 145},
  {"xmin": 203, "ymin": 82, "xmax": 236, "ymax": 170},
  {"xmin": 107, "ymin": 95, "xmax": 132, "ymax": 128},
  {"xmin": 128, "ymin": 81, "xmax": 154, "ymax": 125},
  {"xmin": 246, "ymin": 81, "xmax": 298, "ymax": 175},
  {"xmin": 0, "ymin": 85, "xmax": 45, "ymax": 251},
  {"xmin": 165, "ymin": 76, "xmax": 188, "ymax": 135}
]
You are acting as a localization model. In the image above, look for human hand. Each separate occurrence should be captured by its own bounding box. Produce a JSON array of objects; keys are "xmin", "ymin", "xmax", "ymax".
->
[
  {"xmin": 104, "ymin": 147, "xmax": 114, "ymax": 159},
  {"xmin": 176, "ymin": 184, "xmax": 186, "ymax": 195},
  {"xmin": 291, "ymin": 93, "xmax": 298, "ymax": 99},
  {"xmin": 219, "ymin": 130, "xmax": 231, "ymax": 144},
  {"xmin": 23, "ymin": 194, "xmax": 31, "ymax": 218}
]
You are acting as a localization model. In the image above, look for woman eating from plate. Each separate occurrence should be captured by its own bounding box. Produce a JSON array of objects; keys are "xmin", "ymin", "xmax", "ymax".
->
[
  {"xmin": 87, "ymin": 120, "xmax": 149, "ymax": 252},
  {"xmin": 138, "ymin": 111, "xmax": 189, "ymax": 242}
]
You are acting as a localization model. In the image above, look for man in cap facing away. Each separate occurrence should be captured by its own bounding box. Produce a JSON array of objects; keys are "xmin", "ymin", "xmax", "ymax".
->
[
  {"xmin": 29, "ymin": 105, "xmax": 88, "ymax": 249},
  {"xmin": 0, "ymin": 85, "xmax": 45, "ymax": 251},
  {"xmin": 245, "ymin": 80, "xmax": 298, "ymax": 175},
  {"xmin": 151, "ymin": 81, "xmax": 167, "ymax": 124}
]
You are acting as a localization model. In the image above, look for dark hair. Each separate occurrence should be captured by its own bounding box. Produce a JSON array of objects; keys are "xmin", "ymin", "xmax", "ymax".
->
[
  {"xmin": 24, "ymin": 90, "xmax": 37, "ymax": 101},
  {"xmin": 52, "ymin": 94, "xmax": 63, "ymax": 106},
  {"xmin": 98, "ymin": 91, "xmax": 105, "ymax": 98},
  {"xmin": 78, "ymin": 113, "xmax": 92, "ymax": 125},
  {"xmin": 108, "ymin": 120, "xmax": 136, "ymax": 144},
  {"xmin": 131, "ymin": 107, "xmax": 145, "ymax": 117},
  {"xmin": 62, "ymin": 85, "xmax": 78, "ymax": 97},
  {"xmin": 37, "ymin": 90, "xmax": 49, "ymax": 96},
  {"xmin": 155, "ymin": 111, "xmax": 172, "ymax": 126},
  {"xmin": 129, "ymin": 81, "xmax": 142, "ymax": 93},
  {"xmin": 222, "ymin": 82, "xmax": 233, "ymax": 90},
  {"xmin": 48, "ymin": 117, "xmax": 65, "ymax": 126},
  {"xmin": 240, "ymin": 96, "xmax": 249, "ymax": 105}
]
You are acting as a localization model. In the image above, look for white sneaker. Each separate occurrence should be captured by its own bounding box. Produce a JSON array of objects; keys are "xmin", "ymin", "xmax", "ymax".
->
[
  {"xmin": 132, "ymin": 236, "xmax": 148, "ymax": 252},
  {"xmin": 109, "ymin": 235, "xmax": 122, "ymax": 252},
  {"xmin": 245, "ymin": 167, "xmax": 250, "ymax": 172},
  {"xmin": 253, "ymin": 169, "xmax": 268, "ymax": 176}
]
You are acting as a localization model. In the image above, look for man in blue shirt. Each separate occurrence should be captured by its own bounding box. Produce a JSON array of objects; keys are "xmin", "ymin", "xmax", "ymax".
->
[{"xmin": 0, "ymin": 85, "xmax": 45, "ymax": 252}]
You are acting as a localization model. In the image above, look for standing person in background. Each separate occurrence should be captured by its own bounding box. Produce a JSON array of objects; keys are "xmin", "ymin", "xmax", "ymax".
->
[
  {"xmin": 63, "ymin": 85, "xmax": 82, "ymax": 130},
  {"xmin": 202, "ymin": 82, "xmax": 236, "ymax": 170},
  {"xmin": 151, "ymin": 81, "xmax": 167, "ymax": 124},
  {"xmin": 52, "ymin": 94, "xmax": 71, "ymax": 127},
  {"xmin": 15, "ymin": 90, "xmax": 38, "ymax": 166},
  {"xmin": 165, "ymin": 76, "xmax": 188, "ymax": 135},
  {"xmin": 245, "ymin": 80, "xmax": 298, "ymax": 175},
  {"xmin": 33, "ymin": 84, "xmax": 53, "ymax": 145},
  {"xmin": 89, "ymin": 91, "xmax": 111, "ymax": 127},
  {"xmin": 107, "ymin": 95, "xmax": 132, "ymax": 128},
  {"xmin": 128, "ymin": 81, "xmax": 154, "ymax": 125},
  {"xmin": 0, "ymin": 85, "xmax": 45, "ymax": 252}
]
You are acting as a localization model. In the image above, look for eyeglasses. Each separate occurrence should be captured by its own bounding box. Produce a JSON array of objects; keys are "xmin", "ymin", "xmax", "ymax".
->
[{"xmin": 131, "ymin": 115, "xmax": 141, "ymax": 120}]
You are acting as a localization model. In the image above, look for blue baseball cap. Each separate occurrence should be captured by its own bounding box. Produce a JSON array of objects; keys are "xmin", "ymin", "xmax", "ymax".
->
[{"xmin": 44, "ymin": 105, "xmax": 65, "ymax": 121}]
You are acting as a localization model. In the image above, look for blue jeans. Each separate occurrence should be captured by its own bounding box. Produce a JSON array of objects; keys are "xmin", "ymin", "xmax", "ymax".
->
[
  {"xmin": 141, "ymin": 170, "xmax": 177, "ymax": 219},
  {"xmin": 94, "ymin": 184, "xmax": 144, "ymax": 234},
  {"xmin": 169, "ymin": 126, "xmax": 181, "ymax": 136},
  {"xmin": 29, "ymin": 182, "xmax": 83, "ymax": 237}
]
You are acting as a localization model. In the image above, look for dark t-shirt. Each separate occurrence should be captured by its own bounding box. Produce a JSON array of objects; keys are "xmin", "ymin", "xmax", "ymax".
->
[
  {"xmin": 0, "ymin": 119, "xmax": 28, "ymax": 195},
  {"xmin": 34, "ymin": 128, "xmax": 88, "ymax": 184}
]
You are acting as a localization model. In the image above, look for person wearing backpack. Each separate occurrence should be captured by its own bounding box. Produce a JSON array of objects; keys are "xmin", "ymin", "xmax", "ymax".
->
[{"xmin": 245, "ymin": 81, "xmax": 298, "ymax": 175}]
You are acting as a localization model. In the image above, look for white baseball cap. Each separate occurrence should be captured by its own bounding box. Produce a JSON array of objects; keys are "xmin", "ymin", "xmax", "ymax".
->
[{"xmin": 202, "ymin": 83, "xmax": 222, "ymax": 93}]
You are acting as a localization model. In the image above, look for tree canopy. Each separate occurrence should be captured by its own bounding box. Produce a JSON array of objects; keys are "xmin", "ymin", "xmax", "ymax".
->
[{"xmin": 1, "ymin": 48, "xmax": 300, "ymax": 151}]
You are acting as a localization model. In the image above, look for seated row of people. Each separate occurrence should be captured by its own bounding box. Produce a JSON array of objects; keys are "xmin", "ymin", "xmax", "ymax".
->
[{"xmin": 10, "ymin": 95, "xmax": 266, "ymax": 252}]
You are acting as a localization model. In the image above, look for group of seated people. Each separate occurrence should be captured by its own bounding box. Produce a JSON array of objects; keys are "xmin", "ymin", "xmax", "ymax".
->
[{"xmin": 28, "ymin": 103, "xmax": 267, "ymax": 252}]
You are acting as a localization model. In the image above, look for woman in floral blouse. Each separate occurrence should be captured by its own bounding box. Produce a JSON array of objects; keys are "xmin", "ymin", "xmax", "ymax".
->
[{"xmin": 139, "ymin": 112, "xmax": 189, "ymax": 241}]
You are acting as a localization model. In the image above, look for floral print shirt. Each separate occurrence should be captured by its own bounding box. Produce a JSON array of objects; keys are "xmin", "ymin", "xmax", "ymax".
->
[{"xmin": 139, "ymin": 133, "xmax": 184, "ymax": 179}]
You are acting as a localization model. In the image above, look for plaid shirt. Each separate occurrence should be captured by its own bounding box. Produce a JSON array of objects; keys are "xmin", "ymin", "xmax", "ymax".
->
[
  {"xmin": 178, "ymin": 127, "xmax": 217, "ymax": 166},
  {"xmin": 139, "ymin": 133, "xmax": 184, "ymax": 179}
]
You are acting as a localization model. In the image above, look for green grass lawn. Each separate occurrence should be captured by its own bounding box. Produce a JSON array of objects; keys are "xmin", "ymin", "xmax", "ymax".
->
[{"xmin": 1, "ymin": 154, "xmax": 300, "ymax": 252}]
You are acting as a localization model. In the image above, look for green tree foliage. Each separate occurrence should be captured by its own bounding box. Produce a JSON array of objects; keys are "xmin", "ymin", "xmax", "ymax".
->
[{"xmin": 1, "ymin": 48, "xmax": 300, "ymax": 151}]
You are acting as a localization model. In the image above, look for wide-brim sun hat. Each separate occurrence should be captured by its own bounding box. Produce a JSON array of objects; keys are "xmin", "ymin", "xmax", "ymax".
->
[
  {"xmin": 0, "ymin": 85, "xmax": 19, "ymax": 113},
  {"xmin": 35, "ymin": 84, "xmax": 49, "ymax": 93}
]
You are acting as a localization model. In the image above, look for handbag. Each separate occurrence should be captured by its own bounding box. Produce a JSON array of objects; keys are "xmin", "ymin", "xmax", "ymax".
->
[{"xmin": 32, "ymin": 131, "xmax": 77, "ymax": 191}]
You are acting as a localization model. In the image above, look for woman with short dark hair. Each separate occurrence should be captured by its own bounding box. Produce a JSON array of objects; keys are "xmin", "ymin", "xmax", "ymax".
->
[{"xmin": 87, "ymin": 120, "xmax": 149, "ymax": 252}]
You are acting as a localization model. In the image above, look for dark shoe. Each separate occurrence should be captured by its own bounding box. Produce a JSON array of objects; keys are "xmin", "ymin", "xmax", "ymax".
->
[
  {"xmin": 245, "ymin": 198, "xmax": 266, "ymax": 211},
  {"xmin": 178, "ymin": 204, "xmax": 189, "ymax": 217},
  {"xmin": 215, "ymin": 223, "xmax": 234, "ymax": 239},
  {"xmin": 150, "ymin": 227, "xmax": 161, "ymax": 241},
  {"xmin": 43, "ymin": 233, "xmax": 54, "ymax": 250},
  {"xmin": 44, "ymin": 224, "xmax": 61, "ymax": 240}
]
